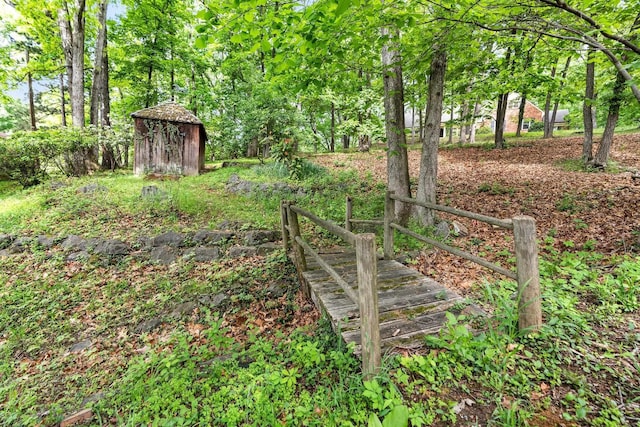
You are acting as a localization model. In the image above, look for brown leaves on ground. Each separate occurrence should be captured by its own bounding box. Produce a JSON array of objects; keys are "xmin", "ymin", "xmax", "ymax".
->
[{"xmin": 313, "ymin": 133, "xmax": 640, "ymax": 293}]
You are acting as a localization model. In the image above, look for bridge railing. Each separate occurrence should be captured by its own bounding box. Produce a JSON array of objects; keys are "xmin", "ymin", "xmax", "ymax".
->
[
  {"xmin": 347, "ymin": 191, "xmax": 542, "ymax": 332},
  {"xmin": 280, "ymin": 201, "xmax": 380, "ymax": 378}
]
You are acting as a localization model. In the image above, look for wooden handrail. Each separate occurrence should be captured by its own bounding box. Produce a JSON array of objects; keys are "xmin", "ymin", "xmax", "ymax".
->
[
  {"xmin": 289, "ymin": 204, "xmax": 357, "ymax": 246},
  {"xmin": 390, "ymin": 194, "xmax": 514, "ymax": 230}
]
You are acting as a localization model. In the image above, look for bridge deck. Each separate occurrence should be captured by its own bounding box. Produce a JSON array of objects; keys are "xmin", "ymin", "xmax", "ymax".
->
[{"xmin": 300, "ymin": 248, "xmax": 483, "ymax": 353}]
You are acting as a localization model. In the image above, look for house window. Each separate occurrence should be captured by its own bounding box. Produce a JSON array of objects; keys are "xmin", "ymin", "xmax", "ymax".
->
[{"xmin": 522, "ymin": 121, "xmax": 530, "ymax": 130}]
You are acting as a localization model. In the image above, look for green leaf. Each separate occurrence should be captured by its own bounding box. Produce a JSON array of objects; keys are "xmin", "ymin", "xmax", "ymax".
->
[
  {"xmin": 368, "ymin": 413, "xmax": 383, "ymax": 427},
  {"xmin": 194, "ymin": 37, "xmax": 208, "ymax": 49},
  {"xmin": 196, "ymin": 9, "xmax": 213, "ymax": 20},
  {"xmin": 230, "ymin": 34, "xmax": 244, "ymax": 44},
  {"xmin": 335, "ymin": 0, "xmax": 351, "ymax": 17},
  {"xmin": 382, "ymin": 405, "xmax": 409, "ymax": 427},
  {"xmin": 261, "ymin": 39, "xmax": 271, "ymax": 52},
  {"xmin": 244, "ymin": 10, "xmax": 255, "ymax": 22}
]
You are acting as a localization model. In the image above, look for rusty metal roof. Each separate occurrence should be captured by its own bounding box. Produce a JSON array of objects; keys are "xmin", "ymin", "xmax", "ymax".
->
[{"xmin": 131, "ymin": 102, "xmax": 202, "ymax": 125}]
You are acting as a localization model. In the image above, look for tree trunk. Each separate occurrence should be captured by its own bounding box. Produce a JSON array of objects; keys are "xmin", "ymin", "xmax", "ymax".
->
[
  {"xmin": 459, "ymin": 87, "xmax": 470, "ymax": 144},
  {"xmin": 470, "ymin": 98, "xmax": 480, "ymax": 144},
  {"xmin": 381, "ymin": 28, "xmax": 411, "ymax": 224},
  {"xmin": 448, "ymin": 90, "xmax": 454, "ymax": 145},
  {"xmin": 70, "ymin": 0, "xmax": 85, "ymax": 128},
  {"xmin": 543, "ymin": 63, "xmax": 558, "ymax": 138},
  {"xmin": 550, "ymin": 56, "xmax": 572, "ymax": 138},
  {"xmin": 90, "ymin": 0, "xmax": 114, "ymax": 169},
  {"xmin": 582, "ymin": 47, "xmax": 596, "ymax": 163},
  {"xmin": 26, "ymin": 50, "xmax": 36, "ymax": 131},
  {"xmin": 59, "ymin": 73, "xmax": 67, "ymax": 127},
  {"xmin": 516, "ymin": 94, "xmax": 526, "ymax": 137},
  {"xmin": 416, "ymin": 48, "xmax": 447, "ymax": 226},
  {"xmin": 495, "ymin": 92, "xmax": 508, "ymax": 148},
  {"xmin": 593, "ymin": 72, "xmax": 625, "ymax": 168},
  {"xmin": 330, "ymin": 102, "xmax": 335, "ymax": 152}
]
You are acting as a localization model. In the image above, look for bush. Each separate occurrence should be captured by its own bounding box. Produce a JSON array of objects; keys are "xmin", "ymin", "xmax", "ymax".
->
[
  {"xmin": 528, "ymin": 120, "xmax": 544, "ymax": 132},
  {"xmin": 0, "ymin": 128, "xmax": 100, "ymax": 188}
]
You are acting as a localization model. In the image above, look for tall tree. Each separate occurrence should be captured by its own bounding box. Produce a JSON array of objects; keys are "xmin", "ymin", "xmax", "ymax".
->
[
  {"xmin": 381, "ymin": 27, "xmax": 411, "ymax": 224},
  {"xmin": 58, "ymin": 0, "xmax": 85, "ymax": 128},
  {"xmin": 416, "ymin": 48, "xmax": 447, "ymax": 226},
  {"xmin": 582, "ymin": 46, "xmax": 596, "ymax": 162}
]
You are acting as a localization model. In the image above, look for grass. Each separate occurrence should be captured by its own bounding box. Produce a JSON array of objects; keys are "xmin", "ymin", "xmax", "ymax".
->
[{"xmin": 1, "ymin": 158, "xmax": 639, "ymax": 425}]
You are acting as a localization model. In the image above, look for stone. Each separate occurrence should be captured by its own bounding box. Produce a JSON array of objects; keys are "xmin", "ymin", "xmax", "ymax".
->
[
  {"xmin": 61, "ymin": 235, "xmax": 88, "ymax": 252},
  {"xmin": 149, "ymin": 246, "xmax": 178, "ymax": 265},
  {"xmin": 244, "ymin": 230, "xmax": 281, "ymax": 245},
  {"xmin": 141, "ymin": 185, "xmax": 167, "ymax": 199},
  {"xmin": 199, "ymin": 293, "xmax": 228, "ymax": 308},
  {"xmin": 66, "ymin": 251, "xmax": 89, "ymax": 262},
  {"xmin": 60, "ymin": 409, "xmax": 93, "ymax": 427},
  {"xmin": 452, "ymin": 220, "xmax": 469, "ymax": 237},
  {"xmin": 217, "ymin": 220, "xmax": 244, "ymax": 231},
  {"xmin": 0, "ymin": 249, "xmax": 9, "ymax": 257},
  {"xmin": 227, "ymin": 245, "xmax": 258, "ymax": 259},
  {"xmin": 225, "ymin": 174, "xmax": 255, "ymax": 194},
  {"xmin": 77, "ymin": 183, "xmax": 108, "ymax": 194},
  {"xmin": 435, "ymin": 221, "xmax": 450, "ymax": 239},
  {"xmin": 169, "ymin": 302, "xmax": 197, "ymax": 319},
  {"xmin": 8, "ymin": 237, "xmax": 31, "ymax": 254},
  {"xmin": 81, "ymin": 392, "xmax": 104, "ymax": 406},
  {"xmin": 135, "ymin": 318, "xmax": 162, "ymax": 334},
  {"xmin": 0, "ymin": 234, "xmax": 15, "ymax": 249},
  {"xmin": 69, "ymin": 339, "xmax": 92, "ymax": 353},
  {"xmin": 266, "ymin": 283, "xmax": 286, "ymax": 298},
  {"xmin": 184, "ymin": 246, "xmax": 221, "ymax": 262},
  {"xmin": 152, "ymin": 231, "xmax": 185, "ymax": 247},
  {"xmin": 93, "ymin": 239, "xmax": 129, "ymax": 257},
  {"xmin": 36, "ymin": 235, "xmax": 56, "ymax": 249},
  {"xmin": 193, "ymin": 230, "xmax": 234, "ymax": 245},
  {"xmin": 50, "ymin": 181, "xmax": 67, "ymax": 190},
  {"xmin": 257, "ymin": 242, "xmax": 281, "ymax": 256}
]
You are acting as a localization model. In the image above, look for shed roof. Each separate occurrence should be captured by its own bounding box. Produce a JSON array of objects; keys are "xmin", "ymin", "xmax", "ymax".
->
[{"xmin": 131, "ymin": 102, "xmax": 202, "ymax": 125}]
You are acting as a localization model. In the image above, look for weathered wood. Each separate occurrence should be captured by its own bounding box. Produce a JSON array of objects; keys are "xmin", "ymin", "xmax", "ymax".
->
[
  {"xmin": 346, "ymin": 196, "xmax": 353, "ymax": 232},
  {"xmin": 391, "ymin": 223, "xmax": 517, "ymax": 280},
  {"xmin": 384, "ymin": 191, "xmax": 395, "ymax": 259},
  {"xmin": 390, "ymin": 193, "xmax": 514, "ymax": 230},
  {"xmin": 280, "ymin": 200, "xmax": 290, "ymax": 252},
  {"xmin": 295, "ymin": 236, "xmax": 358, "ymax": 303},
  {"xmin": 287, "ymin": 205, "xmax": 309, "ymax": 299},
  {"xmin": 513, "ymin": 216, "xmax": 542, "ymax": 332},
  {"xmin": 356, "ymin": 234, "xmax": 380, "ymax": 379},
  {"xmin": 290, "ymin": 205, "xmax": 356, "ymax": 246}
]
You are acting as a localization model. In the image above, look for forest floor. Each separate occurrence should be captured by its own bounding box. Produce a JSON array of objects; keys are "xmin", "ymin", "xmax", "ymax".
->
[{"xmin": 313, "ymin": 133, "xmax": 640, "ymax": 295}]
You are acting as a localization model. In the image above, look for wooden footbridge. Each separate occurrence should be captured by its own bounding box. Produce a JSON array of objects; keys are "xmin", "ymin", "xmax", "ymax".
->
[{"xmin": 280, "ymin": 192, "xmax": 542, "ymax": 377}]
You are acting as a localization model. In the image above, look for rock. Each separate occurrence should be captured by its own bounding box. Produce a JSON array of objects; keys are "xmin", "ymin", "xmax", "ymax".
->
[
  {"xmin": 136, "ymin": 236, "xmax": 152, "ymax": 249},
  {"xmin": 199, "ymin": 293, "xmax": 228, "ymax": 308},
  {"xmin": 0, "ymin": 249, "xmax": 9, "ymax": 257},
  {"xmin": 141, "ymin": 185, "xmax": 167, "ymax": 199},
  {"xmin": 244, "ymin": 230, "xmax": 281, "ymax": 245},
  {"xmin": 66, "ymin": 251, "xmax": 89, "ymax": 262},
  {"xmin": 225, "ymin": 174, "xmax": 255, "ymax": 194},
  {"xmin": 169, "ymin": 302, "xmax": 197, "ymax": 319},
  {"xmin": 60, "ymin": 408, "xmax": 93, "ymax": 427},
  {"xmin": 452, "ymin": 220, "xmax": 469, "ymax": 237},
  {"xmin": 36, "ymin": 235, "xmax": 56, "ymax": 249},
  {"xmin": 0, "ymin": 234, "xmax": 15, "ymax": 249},
  {"xmin": 135, "ymin": 318, "xmax": 162, "ymax": 334},
  {"xmin": 435, "ymin": 221, "xmax": 450, "ymax": 239},
  {"xmin": 266, "ymin": 283, "xmax": 286, "ymax": 298},
  {"xmin": 193, "ymin": 230, "xmax": 234, "ymax": 245},
  {"xmin": 149, "ymin": 246, "xmax": 179, "ymax": 265},
  {"xmin": 227, "ymin": 245, "xmax": 258, "ymax": 259},
  {"xmin": 184, "ymin": 246, "xmax": 221, "ymax": 262},
  {"xmin": 93, "ymin": 239, "xmax": 129, "ymax": 257},
  {"xmin": 152, "ymin": 231, "xmax": 185, "ymax": 247},
  {"xmin": 61, "ymin": 235, "xmax": 88, "ymax": 252},
  {"xmin": 217, "ymin": 220, "xmax": 244, "ymax": 231},
  {"xmin": 50, "ymin": 181, "xmax": 67, "ymax": 190},
  {"xmin": 8, "ymin": 237, "xmax": 31, "ymax": 254},
  {"xmin": 257, "ymin": 242, "xmax": 281, "ymax": 256},
  {"xmin": 69, "ymin": 339, "xmax": 92, "ymax": 353},
  {"xmin": 77, "ymin": 183, "xmax": 108, "ymax": 194},
  {"xmin": 453, "ymin": 398, "xmax": 475, "ymax": 415},
  {"xmin": 81, "ymin": 392, "xmax": 104, "ymax": 406}
]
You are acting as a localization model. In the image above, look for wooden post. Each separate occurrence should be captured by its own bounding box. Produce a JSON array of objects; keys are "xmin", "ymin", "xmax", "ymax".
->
[
  {"xmin": 280, "ymin": 200, "xmax": 290, "ymax": 252},
  {"xmin": 383, "ymin": 191, "xmax": 395, "ymax": 259},
  {"xmin": 513, "ymin": 216, "xmax": 542, "ymax": 332},
  {"xmin": 288, "ymin": 204, "xmax": 309, "ymax": 298},
  {"xmin": 356, "ymin": 233, "xmax": 381, "ymax": 379},
  {"xmin": 345, "ymin": 196, "xmax": 353, "ymax": 232}
]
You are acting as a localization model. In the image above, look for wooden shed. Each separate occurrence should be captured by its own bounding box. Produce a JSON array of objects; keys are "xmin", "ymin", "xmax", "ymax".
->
[{"xmin": 132, "ymin": 102, "xmax": 207, "ymax": 176}]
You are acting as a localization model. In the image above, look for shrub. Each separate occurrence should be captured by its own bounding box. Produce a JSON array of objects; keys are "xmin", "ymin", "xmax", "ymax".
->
[{"xmin": 528, "ymin": 120, "xmax": 544, "ymax": 132}]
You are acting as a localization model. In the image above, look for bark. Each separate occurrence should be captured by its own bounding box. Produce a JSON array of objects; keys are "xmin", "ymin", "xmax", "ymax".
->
[
  {"xmin": 448, "ymin": 91, "xmax": 454, "ymax": 145},
  {"xmin": 416, "ymin": 48, "xmax": 447, "ymax": 227},
  {"xmin": 26, "ymin": 50, "xmax": 36, "ymax": 131},
  {"xmin": 516, "ymin": 94, "xmax": 526, "ymax": 137},
  {"xmin": 593, "ymin": 72, "xmax": 625, "ymax": 168},
  {"xmin": 70, "ymin": 0, "xmax": 85, "ymax": 128},
  {"xmin": 470, "ymin": 98, "xmax": 480, "ymax": 144},
  {"xmin": 59, "ymin": 73, "xmax": 67, "ymax": 127},
  {"xmin": 459, "ymin": 86, "xmax": 471, "ymax": 144},
  {"xmin": 330, "ymin": 102, "xmax": 335, "ymax": 152},
  {"xmin": 550, "ymin": 56, "xmax": 572, "ymax": 137},
  {"xmin": 583, "ymin": 47, "xmax": 596, "ymax": 162},
  {"xmin": 543, "ymin": 63, "xmax": 558, "ymax": 138},
  {"xmin": 495, "ymin": 92, "xmax": 509, "ymax": 148},
  {"xmin": 381, "ymin": 27, "xmax": 411, "ymax": 224}
]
